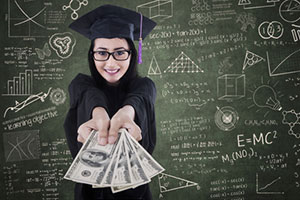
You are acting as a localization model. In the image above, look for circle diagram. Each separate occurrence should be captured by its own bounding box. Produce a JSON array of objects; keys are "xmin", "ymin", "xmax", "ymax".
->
[
  {"xmin": 50, "ymin": 88, "xmax": 66, "ymax": 106},
  {"xmin": 258, "ymin": 21, "xmax": 284, "ymax": 39},
  {"xmin": 279, "ymin": 0, "xmax": 300, "ymax": 23},
  {"xmin": 215, "ymin": 106, "xmax": 239, "ymax": 131}
]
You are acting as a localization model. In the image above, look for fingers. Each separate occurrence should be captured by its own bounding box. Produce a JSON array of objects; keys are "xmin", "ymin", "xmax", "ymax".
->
[
  {"xmin": 98, "ymin": 125, "xmax": 109, "ymax": 146},
  {"xmin": 77, "ymin": 134, "xmax": 85, "ymax": 143},
  {"xmin": 78, "ymin": 106, "xmax": 142, "ymax": 145},
  {"xmin": 92, "ymin": 107, "xmax": 110, "ymax": 145},
  {"xmin": 109, "ymin": 121, "xmax": 142, "ymax": 143},
  {"xmin": 77, "ymin": 120, "xmax": 96, "ymax": 143},
  {"xmin": 108, "ymin": 117, "xmax": 122, "ymax": 144},
  {"xmin": 94, "ymin": 118, "xmax": 109, "ymax": 145},
  {"xmin": 124, "ymin": 122, "xmax": 142, "ymax": 141},
  {"xmin": 77, "ymin": 117, "xmax": 110, "ymax": 145},
  {"xmin": 110, "ymin": 110, "xmax": 142, "ymax": 143}
]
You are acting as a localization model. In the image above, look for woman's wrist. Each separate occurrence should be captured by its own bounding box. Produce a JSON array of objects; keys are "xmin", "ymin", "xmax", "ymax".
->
[
  {"xmin": 92, "ymin": 107, "xmax": 107, "ymax": 118},
  {"xmin": 120, "ymin": 105, "xmax": 135, "ymax": 120}
]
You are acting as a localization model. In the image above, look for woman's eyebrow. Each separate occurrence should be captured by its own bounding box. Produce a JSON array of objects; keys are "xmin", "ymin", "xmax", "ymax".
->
[
  {"xmin": 95, "ymin": 47, "xmax": 127, "ymax": 51},
  {"xmin": 95, "ymin": 47, "xmax": 108, "ymax": 50},
  {"xmin": 113, "ymin": 47, "xmax": 126, "ymax": 50}
]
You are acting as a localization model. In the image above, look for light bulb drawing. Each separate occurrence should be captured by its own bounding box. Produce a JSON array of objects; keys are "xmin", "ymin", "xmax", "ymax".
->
[
  {"xmin": 253, "ymin": 85, "xmax": 282, "ymax": 111},
  {"xmin": 248, "ymin": 77, "xmax": 284, "ymax": 117}
]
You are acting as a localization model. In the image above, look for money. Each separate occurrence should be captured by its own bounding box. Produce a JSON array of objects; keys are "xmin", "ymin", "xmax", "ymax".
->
[{"xmin": 64, "ymin": 128, "xmax": 164, "ymax": 193}]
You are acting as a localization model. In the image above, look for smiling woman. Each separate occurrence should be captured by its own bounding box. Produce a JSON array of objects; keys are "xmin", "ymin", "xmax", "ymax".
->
[
  {"xmin": 63, "ymin": 4, "xmax": 157, "ymax": 200},
  {"xmin": 92, "ymin": 38, "xmax": 131, "ymax": 85}
]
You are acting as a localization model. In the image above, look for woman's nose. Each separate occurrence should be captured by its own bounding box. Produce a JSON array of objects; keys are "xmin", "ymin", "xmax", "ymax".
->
[{"xmin": 105, "ymin": 54, "xmax": 117, "ymax": 66}]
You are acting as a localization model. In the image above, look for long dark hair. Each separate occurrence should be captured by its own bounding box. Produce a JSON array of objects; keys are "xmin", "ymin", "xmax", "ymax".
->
[{"xmin": 88, "ymin": 38, "xmax": 138, "ymax": 89}]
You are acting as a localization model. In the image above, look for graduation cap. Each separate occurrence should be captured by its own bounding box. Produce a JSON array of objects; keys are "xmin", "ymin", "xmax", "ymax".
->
[{"xmin": 69, "ymin": 4, "xmax": 156, "ymax": 64}]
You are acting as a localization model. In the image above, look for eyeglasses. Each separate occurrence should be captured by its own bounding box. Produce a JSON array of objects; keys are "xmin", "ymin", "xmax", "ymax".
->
[{"xmin": 91, "ymin": 50, "xmax": 131, "ymax": 61}]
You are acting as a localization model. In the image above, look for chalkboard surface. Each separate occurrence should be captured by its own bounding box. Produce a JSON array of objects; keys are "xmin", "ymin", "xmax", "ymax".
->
[{"xmin": 1, "ymin": 0, "xmax": 300, "ymax": 199}]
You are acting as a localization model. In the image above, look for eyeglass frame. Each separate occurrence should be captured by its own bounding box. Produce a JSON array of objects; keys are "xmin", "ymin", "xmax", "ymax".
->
[{"xmin": 90, "ymin": 49, "xmax": 132, "ymax": 61}]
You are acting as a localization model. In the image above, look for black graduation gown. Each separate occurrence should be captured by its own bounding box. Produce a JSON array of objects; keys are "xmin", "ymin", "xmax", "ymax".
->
[{"xmin": 63, "ymin": 73, "xmax": 157, "ymax": 200}]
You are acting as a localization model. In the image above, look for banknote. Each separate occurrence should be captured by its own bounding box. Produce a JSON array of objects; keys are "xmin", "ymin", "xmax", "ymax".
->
[
  {"xmin": 93, "ymin": 132, "xmax": 123, "ymax": 187},
  {"xmin": 65, "ymin": 128, "xmax": 164, "ymax": 193},
  {"xmin": 111, "ymin": 131, "xmax": 151, "ymax": 193},
  {"xmin": 124, "ymin": 132, "xmax": 150, "ymax": 185},
  {"xmin": 111, "ymin": 135, "xmax": 132, "ymax": 186},
  {"xmin": 64, "ymin": 130, "xmax": 120, "ymax": 185},
  {"xmin": 125, "ymin": 130, "xmax": 165, "ymax": 179}
]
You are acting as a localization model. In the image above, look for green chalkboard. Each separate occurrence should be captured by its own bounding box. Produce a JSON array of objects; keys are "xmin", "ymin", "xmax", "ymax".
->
[{"xmin": 1, "ymin": 0, "xmax": 300, "ymax": 200}]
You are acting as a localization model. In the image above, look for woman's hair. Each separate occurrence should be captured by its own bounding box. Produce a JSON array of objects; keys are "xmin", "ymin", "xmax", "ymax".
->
[{"xmin": 88, "ymin": 38, "xmax": 138, "ymax": 88}]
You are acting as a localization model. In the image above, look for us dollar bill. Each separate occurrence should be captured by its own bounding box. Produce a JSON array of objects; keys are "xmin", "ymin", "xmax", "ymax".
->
[
  {"xmin": 92, "ymin": 132, "xmax": 123, "ymax": 188},
  {"xmin": 64, "ymin": 130, "xmax": 120, "ymax": 185},
  {"xmin": 111, "ymin": 132, "xmax": 151, "ymax": 193},
  {"xmin": 124, "ymin": 132, "xmax": 150, "ymax": 185},
  {"xmin": 125, "ymin": 130, "xmax": 165, "ymax": 179},
  {"xmin": 65, "ymin": 128, "xmax": 164, "ymax": 193},
  {"xmin": 111, "ymin": 134, "xmax": 132, "ymax": 186}
]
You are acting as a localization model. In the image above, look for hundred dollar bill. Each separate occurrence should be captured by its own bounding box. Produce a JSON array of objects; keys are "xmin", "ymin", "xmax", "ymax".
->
[
  {"xmin": 65, "ymin": 128, "xmax": 164, "ymax": 194},
  {"xmin": 124, "ymin": 131, "xmax": 150, "ymax": 185},
  {"xmin": 125, "ymin": 129, "xmax": 165, "ymax": 179},
  {"xmin": 93, "ymin": 132, "xmax": 124, "ymax": 188},
  {"xmin": 111, "ymin": 133, "xmax": 132, "ymax": 186},
  {"xmin": 64, "ymin": 130, "xmax": 120, "ymax": 185},
  {"xmin": 111, "ymin": 131, "xmax": 150, "ymax": 193}
]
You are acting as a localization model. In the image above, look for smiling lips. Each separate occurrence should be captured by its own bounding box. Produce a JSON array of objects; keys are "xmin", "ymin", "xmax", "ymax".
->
[{"xmin": 104, "ymin": 68, "xmax": 120, "ymax": 75}]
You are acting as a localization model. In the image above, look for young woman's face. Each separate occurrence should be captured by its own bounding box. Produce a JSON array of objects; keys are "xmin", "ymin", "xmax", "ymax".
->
[{"xmin": 93, "ymin": 38, "xmax": 131, "ymax": 85}]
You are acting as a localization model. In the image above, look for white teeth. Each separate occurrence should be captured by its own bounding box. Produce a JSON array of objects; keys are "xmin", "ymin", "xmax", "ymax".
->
[{"xmin": 105, "ymin": 69, "xmax": 119, "ymax": 74}]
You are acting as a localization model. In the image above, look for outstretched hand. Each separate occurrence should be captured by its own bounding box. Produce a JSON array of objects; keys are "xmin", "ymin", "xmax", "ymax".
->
[
  {"xmin": 77, "ymin": 106, "xmax": 142, "ymax": 145},
  {"xmin": 77, "ymin": 107, "xmax": 110, "ymax": 145},
  {"xmin": 108, "ymin": 105, "xmax": 142, "ymax": 144}
]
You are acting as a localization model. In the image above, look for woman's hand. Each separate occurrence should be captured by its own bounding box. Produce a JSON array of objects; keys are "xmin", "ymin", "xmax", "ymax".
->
[
  {"xmin": 108, "ymin": 105, "xmax": 142, "ymax": 144},
  {"xmin": 77, "ymin": 107, "xmax": 110, "ymax": 145},
  {"xmin": 77, "ymin": 106, "xmax": 141, "ymax": 145}
]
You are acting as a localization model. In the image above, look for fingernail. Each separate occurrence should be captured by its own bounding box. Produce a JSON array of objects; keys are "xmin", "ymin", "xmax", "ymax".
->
[
  {"xmin": 99, "ymin": 138, "xmax": 106, "ymax": 145},
  {"xmin": 108, "ymin": 136, "xmax": 116, "ymax": 144}
]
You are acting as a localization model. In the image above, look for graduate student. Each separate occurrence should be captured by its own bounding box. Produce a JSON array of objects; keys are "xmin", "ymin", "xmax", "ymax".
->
[{"xmin": 63, "ymin": 4, "xmax": 157, "ymax": 200}]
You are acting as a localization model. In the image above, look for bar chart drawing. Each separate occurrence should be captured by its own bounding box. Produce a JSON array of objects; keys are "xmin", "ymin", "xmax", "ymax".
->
[{"xmin": 3, "ymin": 69, "xmax": 33, "ymax": 96}]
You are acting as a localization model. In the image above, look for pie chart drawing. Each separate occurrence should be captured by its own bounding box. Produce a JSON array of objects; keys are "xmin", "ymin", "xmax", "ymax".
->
[{"xmin": 279, "ymin": 0, "xmax": 300, "ymax": 23}]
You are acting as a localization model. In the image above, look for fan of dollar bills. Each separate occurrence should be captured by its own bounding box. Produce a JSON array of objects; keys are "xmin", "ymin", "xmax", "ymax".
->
[{"xmin": 64, "ymin": 128, "xmax": 165, "ymax": 193}]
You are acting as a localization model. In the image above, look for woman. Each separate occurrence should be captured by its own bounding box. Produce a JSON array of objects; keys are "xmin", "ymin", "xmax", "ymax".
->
[{"xmin": 63, "ymin": 4, "xmax": 157, "ymax": 200}]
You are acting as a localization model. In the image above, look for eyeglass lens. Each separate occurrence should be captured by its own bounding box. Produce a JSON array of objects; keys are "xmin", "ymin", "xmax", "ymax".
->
[{"xmin": 93, "ymin": 50, "xmax": 130, "ymax": 61}]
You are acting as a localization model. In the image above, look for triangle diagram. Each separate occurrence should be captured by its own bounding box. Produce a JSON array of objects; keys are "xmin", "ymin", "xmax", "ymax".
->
[
  {"xmin": 267, "ymin": 49, "xmax": 300, "ymax": 77},
  {"xmin": 158, "ymin": 173, "xmax": 198, "ymax": 193},
  {"xmin": 164, "ymin": 52, "xmax": 204, "ymax": 73},
  {"xmin": 238, "ymin": 0, "xmax": 251, "ymax": 6},
  {"xmin": 242, "ymin": 50, "xmax": 265, "ymax": 71},
  {"xmin": 148, "ymin": 55, "xmax": 162, "ymax": 75}
]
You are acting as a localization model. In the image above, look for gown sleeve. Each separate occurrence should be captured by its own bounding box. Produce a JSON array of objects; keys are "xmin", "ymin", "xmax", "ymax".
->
[
  {"xmin": 63, "ymin": 73, "xmax": 109, "ymax": 158},
  {"xmin": 64, "ymin": 74, "xmax": 157, "ymax": 157},
  {"xmin": 63, "ymin": 75, "xmax": 156, "ymax": 199},
  {"xmin": 122, "ymin": 77, "xmax": 157, "ymax": 154}
]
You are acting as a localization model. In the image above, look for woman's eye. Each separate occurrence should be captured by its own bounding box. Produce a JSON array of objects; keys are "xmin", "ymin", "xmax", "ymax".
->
[
  {"xmin": 116, "ymin": 51, "xmax": 125, "ymax": 55},
  {"xmin": 97, "ymin": 51, "xmax": 108, "ymax": 56}
]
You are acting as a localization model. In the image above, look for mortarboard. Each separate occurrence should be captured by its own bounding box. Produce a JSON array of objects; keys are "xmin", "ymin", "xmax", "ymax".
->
[{"xmin": 69, "ymin": 4, "xmax": 156, "ymax": 64}]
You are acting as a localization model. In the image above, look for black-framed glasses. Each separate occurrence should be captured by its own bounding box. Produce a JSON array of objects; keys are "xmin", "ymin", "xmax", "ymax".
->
[{"xmin": 91, "ymin": 50, "xmax": 131, "ymax": 61}]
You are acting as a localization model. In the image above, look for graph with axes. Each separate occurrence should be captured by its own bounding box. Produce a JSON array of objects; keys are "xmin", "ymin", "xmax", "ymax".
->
[{"xmin": 8, "ymin": 0, "xmax": 47, "ymax": 37}]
